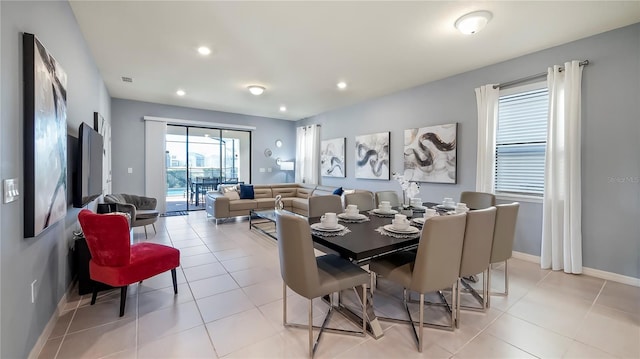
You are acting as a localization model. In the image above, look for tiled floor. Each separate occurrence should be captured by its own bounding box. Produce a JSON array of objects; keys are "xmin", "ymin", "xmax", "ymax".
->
[{"xmin": 38, "ymin": 211, "xmax": 640, "ymax": 358}]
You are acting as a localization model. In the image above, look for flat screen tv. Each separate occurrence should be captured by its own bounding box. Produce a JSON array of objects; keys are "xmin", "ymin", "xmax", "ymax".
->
[{"xmin": 73, "ymin": 122, "xmax": 103, "ymax": 208}]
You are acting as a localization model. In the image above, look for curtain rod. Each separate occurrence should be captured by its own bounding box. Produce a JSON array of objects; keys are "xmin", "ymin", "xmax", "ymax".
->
[{"xmin": 493, "ymin": 60, "xmax": 589, "ymax": 89}]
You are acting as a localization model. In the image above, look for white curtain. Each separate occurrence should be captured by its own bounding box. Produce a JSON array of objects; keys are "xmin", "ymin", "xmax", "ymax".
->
[
  {"xmin": 295, "ymin": 125, "xmax": 320, "ymax": 184},
  {"xmin": 144, "ymin": 120, "xmax": 167, "ymax": 214},
  {"xmin": 474, "ymin": 84, "xmax": 499, "ymax": 193},
  {"xmin": 541, "ymin": 60, "xmax": 583, "ymax": 274}
]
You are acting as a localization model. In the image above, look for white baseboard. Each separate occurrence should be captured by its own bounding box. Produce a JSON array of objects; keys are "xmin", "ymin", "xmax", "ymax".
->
[
  {"xmin": 28, "ymin": 290, "xmax": 70, "ymax": 359},
  {"xmin": 512, "ymin": 251, "xmax": 640, "ymax": 287}
]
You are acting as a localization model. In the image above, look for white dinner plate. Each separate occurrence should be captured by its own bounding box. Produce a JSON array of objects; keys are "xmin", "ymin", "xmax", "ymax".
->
[
  {"xmin": 373, "ymin": 209, "xmax": 398, "ymax": 215},
  {"xmin": 383, "ymin": 224, "xmax": 420, "ymax": 234},
  {"xmin": 338, "ymin": 213, "xmax": 367, "ymax": 220},
  {"xmin": 411, "ymin": 217, "xmax": 426, "ymax": 224},
  {"xmin": 311, "ymin": 223, "xmax": 346, "ymax": 232}
]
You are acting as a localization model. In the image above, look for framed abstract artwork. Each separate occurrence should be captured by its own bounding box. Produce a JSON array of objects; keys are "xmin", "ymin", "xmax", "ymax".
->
[
  {"xmin": 321, "ymin": 137, "xmax": 346, "ymax": 177},
  {"xmin": 403, "ymin": 123, "xmax": 457, "ymax": 184},
  {"xmin": 23, "ymin": 33, "xmax": 68, "ymax": 237},
  {"xmin": 355, "ymin": 132, "xmax": 390, "ymax": 180}
]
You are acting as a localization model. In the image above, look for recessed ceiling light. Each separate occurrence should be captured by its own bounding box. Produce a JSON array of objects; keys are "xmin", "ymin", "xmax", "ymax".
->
[
  {"xmin": 454, "ymin": 10, "xmax": 492, "ymax": 35},
  {"xmin": 337, "ymin": 81, "xmax": 347, "ymax": 90},
  {"xmin": 197, "ymin": 46, "xmax": 211, "ymax": 55},
  {"xmin": 176, "ymin": 89, "xmax": 186, "ymax": 96},
  {"xmin": 248, "ymin": 85, "xmax": 265, "ymax": 96},
  {"xmin": 279, "ymin": 105, "xmax": 287, "ymax": 112}
]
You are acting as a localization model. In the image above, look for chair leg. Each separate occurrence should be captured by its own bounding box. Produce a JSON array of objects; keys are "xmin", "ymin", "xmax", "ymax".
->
[
  {"xmin": 308, "ymin": 299, "xmax": 313, "ymax": 357},
  {"xmin": 144, "ymin": 225, "xmax": 148, "ymax": 239},
  {"xmin": 362, "ymin": 283, "xmax": 367, "ymax": 334},
  {"xmin": 171, "ymin": 268, "xmax": 178, "ymax": 294},
  {"xmin": 90, "ymin": 285, "xmax": 98, "ymax": 305},
  {"xmin": 505, "ymin": 259, "xmax": 509, "ymax": 295},
  {"xmin": 418, "ymin": 293, "xmax": 424, "ymax": 353},
  {"xmin": 455, "ymin": 279, "xmax": 460, "ymax": 328},
  {"xmin": 152, "ymin": 223, "xmax": 157, "ymax": 234},
  {"xmin": 283, "ymin": 283, "xmax": 288, "ymax": 326},
  {"xmin": 119, "ymin": 286, "xmax": 128, "ymax": 317}
]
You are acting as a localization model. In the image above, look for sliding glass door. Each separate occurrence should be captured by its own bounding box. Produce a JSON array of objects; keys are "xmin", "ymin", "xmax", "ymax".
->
[{"xmin": 165, "ymin": 125, "xmax": 251, "ymax": 212}]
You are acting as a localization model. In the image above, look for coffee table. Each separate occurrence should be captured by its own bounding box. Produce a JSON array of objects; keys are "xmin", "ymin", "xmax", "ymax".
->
[{"xmin": 249, "ymin": 209, "xmax": 301, "ymax": 240}]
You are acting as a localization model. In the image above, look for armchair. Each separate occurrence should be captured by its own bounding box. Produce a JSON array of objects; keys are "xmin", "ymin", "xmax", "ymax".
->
[{"xmin": 103, "ymin": 194, "xmax": 159, "ymax": 238}]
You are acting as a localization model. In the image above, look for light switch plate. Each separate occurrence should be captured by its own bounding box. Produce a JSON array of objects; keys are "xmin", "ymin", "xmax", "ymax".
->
[{"xmin": 4, "ymin": 178, "xmax": 19, "ymax": 203}]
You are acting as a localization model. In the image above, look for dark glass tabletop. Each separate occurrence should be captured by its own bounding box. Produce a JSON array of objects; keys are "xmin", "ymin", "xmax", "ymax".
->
[{"xmin": 309, "ymin": 212, "xmax": 421, "ymax": 263}]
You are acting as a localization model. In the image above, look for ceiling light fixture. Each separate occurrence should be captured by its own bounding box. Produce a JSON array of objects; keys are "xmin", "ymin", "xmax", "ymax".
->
[
  {"xmin": 454, "ymin": 10, "xmax": 492, "ymax": 35},
  {"xmin": 248, "ymin": 85, "xmax": 265, "ymax": 96},
  {"xmin": 337, "ymin": 81, "xmax": 347, "ymax": 90},
  {"xmin": 197, "ymin": 46, "xmax": 211, "ymax": 55},
  {"xmin": 279, "ymin": 105, "xmax": 287, "ymax": 112},
  {"xmin": 176, "ymin": 89, "xmax": 186, "ymax": 96}
]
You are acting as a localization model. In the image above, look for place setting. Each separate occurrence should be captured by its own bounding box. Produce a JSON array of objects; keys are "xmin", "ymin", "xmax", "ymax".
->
[
  {"xmin": 410, "ymin": 208, "xmax": 440, "ymax": 228},
  {"xmin": 433, "ymin": 197, "xmax": 469, "ymax": 215},
  {"xmin": 338, "ymin": 204, "xmax": 370, "ymax": 223},
  {"xmin": 369, "ymin": 201, "xmax": 399, "ymax": 218},
  {"xmin": 376, "ymin": 214, "xmax": 421, "ymax": 239},
  {"xmin": 310, "ymin": 212, "xmax": 351, "ymax": 237}
]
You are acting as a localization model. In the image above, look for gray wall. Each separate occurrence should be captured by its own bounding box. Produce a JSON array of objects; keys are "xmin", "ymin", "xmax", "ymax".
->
[
  {"xmin": 110, "ymin": 99, "xmax": 296, "ymax": 195},
  {"xmin": 1, "ymin": 1, "xmax": 111, "ymax": 358},
  {"xmin": 299, "ymin": 24, "xmax": 640, "ymax": 279}
]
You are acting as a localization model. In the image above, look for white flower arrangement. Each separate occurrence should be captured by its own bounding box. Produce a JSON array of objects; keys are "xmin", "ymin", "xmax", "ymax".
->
[{"xmin": 392, "ymin": 172, "xmax": 420, "ymax": 206}]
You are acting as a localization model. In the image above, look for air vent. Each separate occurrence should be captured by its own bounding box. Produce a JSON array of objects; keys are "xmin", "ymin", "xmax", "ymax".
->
[{"xmin": 121, "ymin": 76, "xmax": 133, "ymax": 83}]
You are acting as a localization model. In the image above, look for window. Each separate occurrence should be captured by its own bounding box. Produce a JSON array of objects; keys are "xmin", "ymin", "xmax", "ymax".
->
[{"xmin": 495, "ymin": 82, "xmax": 548, "ymax": 197}]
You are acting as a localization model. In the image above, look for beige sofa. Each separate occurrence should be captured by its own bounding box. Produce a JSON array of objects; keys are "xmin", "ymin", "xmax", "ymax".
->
[{"xmin": 205, "ymin": 183, "xmax": 343, "ymax": 222}]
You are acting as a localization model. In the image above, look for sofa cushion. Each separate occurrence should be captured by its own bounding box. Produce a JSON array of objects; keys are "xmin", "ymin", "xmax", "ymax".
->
[
  {"xmin": 239, "ymin": 184, "xmax": 255, "ymax": 199},
  {"xmin": 291, "ymin": 198, "xmax": 309, "ymax": 211},
  {"xmin": 296, "ymin": 188, "xmax": 313, "ymax": 199},
  {"xmin": 280, "ymin": 197, "xmax": 295, "ymax": 207},
  {"xmin": 223, "ymin": 191, "xmax": 240, "ymax": 200},
  {"xmin": 272, "ymin": 187, "xmax": 297, "ymax": 198},
  {"xmin": 229, "ymin": 200, "xmax": 258, "ymax": 211},
  {"xmin": 255, "ymin": 198, "xmax": 276, "ymax": 209},
  {"xmin": 253, "ymin": 187, "xmax": 273, "ymax": 199}
]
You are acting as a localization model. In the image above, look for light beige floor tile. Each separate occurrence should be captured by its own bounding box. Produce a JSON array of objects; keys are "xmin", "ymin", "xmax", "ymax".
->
[
  {"xmin": 336, "ymin": 324, "xmax": 453, "ymax": 358},
  {"xmin": 220, "ymin": 255, "xmax": 274, "ymax": 272},
  {"xmin": 197, "ymin": 288, "xmax": 255, "ymax": 323},
  {"xmin": 101, "ymin": 348, "xmax": 137, "ymax": 358},
  {"xmin": 137, "ymin": 269, "xmax": 187, "ymax": 294},
  {"xmin": 67, "ymin": 298, "xmax": 135, "ymax": 334},
  {"xmin": 459, "ymin": 306, "xmax": 504, "ymax": 331},
  {"xmin": 574, "ymin": 304, "xmax": 640, "ymax": 358},
  {"xmin": 189, "ymin": 273, "xmax": 239, "ymax": 299},
  {"xmin": 180, "ymin": 252, "xmax": 219, "ymax": 268},
  {"xmin": 212, "ymin": 248, "xmax": 255, "ymax": 262},
  {"xmin": 563, "ymin": 339, "xmax": 620, "ymax": 358},
  {"xmin": 417, "ymin": 319, "xmax": 484, "ymax": 354},
  {"xmin": 229, "ymin": 266, "xmax": 281, "ymax": 287},
  {"xmin": 507, "ymin": 286, "xmax": 592, "ymax": 337},
  {"xmin": 182, "ymin": 261, "xmax": 227, "ymax": 282},
  {"xmin": 37, "ymin": 337, "xmax": 62, "ymax": 359},
  {"xmin": 258, "ymin": 296, "xmax": 331, "ymax": 332},
  {"xmin": 486, "ymin": 313, "xmax": 573, "ymax": 358},
  {"xmin": 204, "ymin": 239, "xmax": 242, "ymax": 252},
  {"xmin": 242, "ymin": 278, "xmax": 285, "ymax": 306},
  {"xmin": 56, "ymin": 318, "xmax": 137, "ymax": 358},
  {"xmin": 48, "ymin": 310, "xmax": 75, "ymax": 339},
  {"xmin": 138, "ymin": 301, "xmax": 204, "ymax": 344},
  {"xmin": 178, "ymin": 244, "xmax": 212, "ymax": 257},
  {"xmin": 171, "ymin": 238, "xmax": 204, "ymax": 249},
  {"xmin": 206, "ymin": 308, "xmax": 278, "ymax": 356},
  {"xmin": 454, "ymin": 332, "xmax": 537, "ymax": 358},
  {"xmin": 138, "ymin": 325, "xmax": 217, "ymax": 358},
  {"xmin": 137, "ymin": 283, "xmax": 193, "ymax": 315},
  {"xmin": 538, "ymin": 271, "xmax": 605, "ymax": 302},
  {"xmin": 596, "ymin": 281, "xmax": 640, "ymax": 314}
]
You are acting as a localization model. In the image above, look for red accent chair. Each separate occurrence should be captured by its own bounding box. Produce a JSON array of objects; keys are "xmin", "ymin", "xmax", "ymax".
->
[{"xmin": 77, "ymin": 209, "xmax": 180, "ymax": 316}]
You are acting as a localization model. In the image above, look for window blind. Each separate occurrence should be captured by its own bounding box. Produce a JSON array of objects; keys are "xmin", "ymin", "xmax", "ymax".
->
[{"xmin": 495, "ymin": 88, "xmax": 548, "ymax": 196}]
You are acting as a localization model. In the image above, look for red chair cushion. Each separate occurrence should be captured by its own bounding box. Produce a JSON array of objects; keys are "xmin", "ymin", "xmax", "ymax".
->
[{"xmin": 90, "ymin": 243, "xmax": 180, "ymax": 286}]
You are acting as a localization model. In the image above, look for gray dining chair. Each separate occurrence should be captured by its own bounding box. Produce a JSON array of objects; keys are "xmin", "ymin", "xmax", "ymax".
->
[
  {"xmin": 369, "ymin": 213, "xmax": 467, "ymax": 352},
  {"xmin": 344, "ymin": 191, "xmax": 376, "ymax": 211},
  {"xmin": 459, "ymin": 191, "xmax": 496, "ymax": 210},
  {"xmin": 488, "ymin": 202, "xmax": 520, "ymax": 306},
  {"xmin": 457, "ymin": 206, "xmax": 497, "ymax": 317},
  {"xmin": 276, "ymin": 213, "xmax": 371, "ymax": 357},
  {"xmin": 375, "ymin": 191, "xmax": 401, "ymax": 208},
  {"xmin": 308, "ymin": 195, "xmax": 343, "ymax": 218}
]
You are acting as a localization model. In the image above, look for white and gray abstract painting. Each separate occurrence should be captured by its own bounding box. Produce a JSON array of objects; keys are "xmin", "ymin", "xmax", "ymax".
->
[
  {"xmin": 404, "ymin": 123, "xmax": 457, "ymax": 183},
  {"xmin": 355, "ymin": 132, "xmax": 390, "ymax": 180},
  {"xmin": 321, "ymin": 137, "xmax": 345, "ymax": 177}
]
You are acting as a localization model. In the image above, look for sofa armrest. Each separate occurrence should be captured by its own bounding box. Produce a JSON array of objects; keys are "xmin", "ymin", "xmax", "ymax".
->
[
  {"xmin": 206, "ymin": 192, "xmax": 230, "ymax": 218},
  {"xmin": 114, "ymin": 203, "xmax": 137, "ymax": 220}
]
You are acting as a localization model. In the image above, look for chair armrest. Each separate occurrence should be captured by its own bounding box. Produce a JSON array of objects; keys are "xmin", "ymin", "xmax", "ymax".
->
[{"xmin": 114, "ymin": 203, "xmax": 137, "ymax": 220}]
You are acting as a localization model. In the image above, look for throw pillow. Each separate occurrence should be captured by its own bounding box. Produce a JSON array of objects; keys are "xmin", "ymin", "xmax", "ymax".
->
[
  {"xmin": 332, "ymin": 187, "xmax": 344, "ymax": 196},
  {"xmin": 239, "ymin": 184, "xmax": 255, "ymax": 199},
  {"xmin": 223, "ymin": 191, "xmax": 240, "ymax": 201}
]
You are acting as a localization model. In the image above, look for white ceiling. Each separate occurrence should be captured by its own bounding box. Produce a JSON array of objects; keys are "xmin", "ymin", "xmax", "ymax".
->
[{"xmin": 69, "ymin": 1, "xmax": 640, "ymax": 121}]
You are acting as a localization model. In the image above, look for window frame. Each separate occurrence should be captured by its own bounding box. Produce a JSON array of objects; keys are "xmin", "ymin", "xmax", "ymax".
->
[{"xmin": 495, "ymin": 81, "xmax": 548, "ymax": 203}]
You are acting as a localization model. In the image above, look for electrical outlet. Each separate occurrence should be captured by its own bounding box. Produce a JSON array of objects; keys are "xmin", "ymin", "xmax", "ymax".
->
[{"xmin": 31, "ymin": 279, "xmax": 37, "ymax": 303}]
